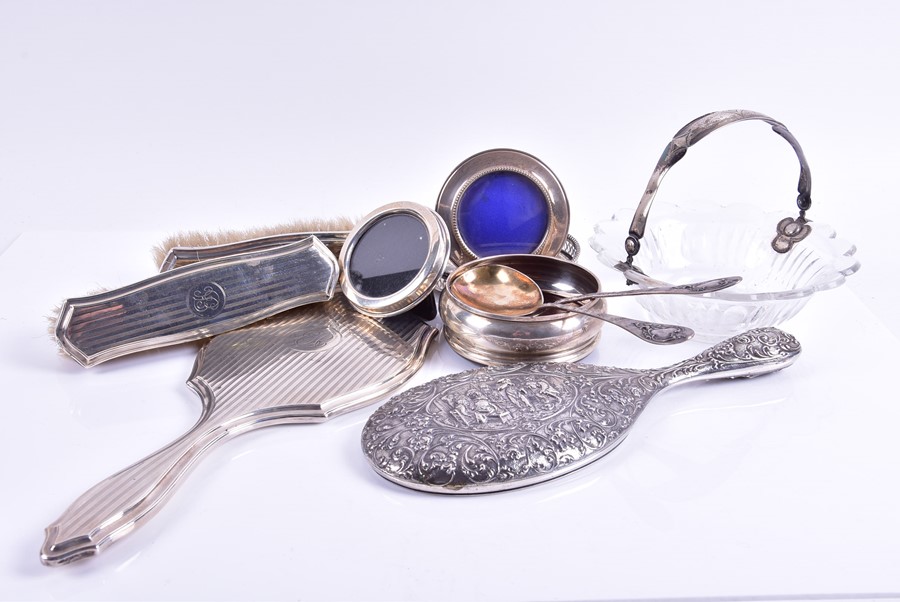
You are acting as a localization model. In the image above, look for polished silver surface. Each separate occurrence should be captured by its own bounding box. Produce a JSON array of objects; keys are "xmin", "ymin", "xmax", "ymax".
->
[
  {"xmin": 159, "ymin": 231, "xmax": 350, "ymax": 271},
  {"xmin": 623, "ymin": 109, "xmax": 813, "ymax": 265},
  {"xmin": 42, "ymin": 296, "xmax": 438, "ymax": 566},
  {"xmin": 436, "ymin": 149, "xmax": 571, "ymax": 265},
  {"xmin": 339, "ymin": 201, "xmax": 451, "ymax": 318},
  {"xmin": 55, "ymin": 237, "xmax": 339, "ymax": 367},
  {"xmin": 439, "ymin": 254, "xmax": 606, "ymax": 365},
  {"xmin": 362, "ymin": 327, "xmax": 801, "ymax": 494}
]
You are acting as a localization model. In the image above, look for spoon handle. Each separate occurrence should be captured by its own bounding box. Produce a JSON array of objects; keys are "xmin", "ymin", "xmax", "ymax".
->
[
  {"xmin": 552, "ymin": 305, "xmax": 694, "ymax": 344},
  {"xmin": 548, "ymin": 276, "xmax": 742, "ymax": 305}
]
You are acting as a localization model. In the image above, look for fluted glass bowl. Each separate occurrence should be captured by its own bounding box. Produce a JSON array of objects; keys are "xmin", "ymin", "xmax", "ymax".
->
[{"xmin": 589, "ymin": 201, "xmax": 860, "ymax": 341}]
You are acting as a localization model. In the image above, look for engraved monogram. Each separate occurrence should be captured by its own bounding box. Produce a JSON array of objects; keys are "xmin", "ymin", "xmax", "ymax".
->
[
  {"xmin": 187, "ymin": 282, "xmax": 226, "ymax": 318},
  {"xmin": 362, "ymin": 328, "xmax": 801, "ymax": 493},
  {"xmin": 289, "ymin": 322, "xmax": 341, "ymax": 352}
]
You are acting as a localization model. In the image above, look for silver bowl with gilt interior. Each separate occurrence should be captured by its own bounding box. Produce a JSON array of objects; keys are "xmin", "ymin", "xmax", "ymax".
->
[{"xmin": 439, "ymin": 254, "xmax": 605, "ymax": 366}]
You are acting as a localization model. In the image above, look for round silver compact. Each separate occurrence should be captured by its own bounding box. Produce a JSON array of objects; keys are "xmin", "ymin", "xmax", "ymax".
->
[
  {"xmin": 436, "ymin": 149, "xmax": 572, "ymax": 266},
  {"xmin": 340, "ymin": 202, "xmax": 451, "ymax": 318}
]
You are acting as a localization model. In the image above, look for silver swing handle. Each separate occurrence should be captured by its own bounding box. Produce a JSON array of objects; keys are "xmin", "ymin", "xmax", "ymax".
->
[{"xmin": 624, "ymin": 109, "xmax": 813, "ymax": 270}]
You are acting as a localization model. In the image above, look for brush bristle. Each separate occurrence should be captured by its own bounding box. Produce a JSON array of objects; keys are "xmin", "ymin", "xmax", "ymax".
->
[
  {"xmin": 46, "ymin": 304, "xmax": 61, "ymax": 340},
  {"xmin": 151, "ymin": 216, "xmax": 358, "ymax": 267},
  {"xmin": 48, "ymin": 288, "xmax": 108, "ymax": 356}
]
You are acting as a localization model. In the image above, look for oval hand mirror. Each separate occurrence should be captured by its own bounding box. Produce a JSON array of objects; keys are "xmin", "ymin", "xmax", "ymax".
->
[{"xmin": 362, "ymin": 327, "xmax": 801, "ymax": 494}]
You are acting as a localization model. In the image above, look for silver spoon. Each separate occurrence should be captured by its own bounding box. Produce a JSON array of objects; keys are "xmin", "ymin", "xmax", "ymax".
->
[
  {"xmin": 451, "ymin": 264, "xmax": 741, "ymax": 316},
  {"xmin": 449, "ymin": 265, "xmax": 698, "ymax": 345}
]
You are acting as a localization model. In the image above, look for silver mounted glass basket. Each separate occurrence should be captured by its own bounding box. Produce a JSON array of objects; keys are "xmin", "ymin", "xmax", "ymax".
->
[{"xmin": 589, "ymin": 110, "xmax": 859, "ymax": 341}]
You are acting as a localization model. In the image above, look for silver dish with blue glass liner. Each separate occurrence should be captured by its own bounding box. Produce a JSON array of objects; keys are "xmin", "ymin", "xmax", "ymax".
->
[{"xmin": 436, "ymin": 149, "xmax": 574, "ymax": 266}]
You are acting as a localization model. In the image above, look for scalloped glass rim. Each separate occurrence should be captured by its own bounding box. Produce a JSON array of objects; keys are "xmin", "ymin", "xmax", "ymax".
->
[{"xmin": 589, "ymin": 201, "xmax": 860, "ymax": 303}]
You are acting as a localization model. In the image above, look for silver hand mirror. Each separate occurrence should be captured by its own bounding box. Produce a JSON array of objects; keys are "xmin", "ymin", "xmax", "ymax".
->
[
  {"xmin": 42, "ymin": 296, "xmax": 437, "ymax": 566},
  {"xmin": 361, "ymin": 327, "xmax": 800, "ymax": 494}
]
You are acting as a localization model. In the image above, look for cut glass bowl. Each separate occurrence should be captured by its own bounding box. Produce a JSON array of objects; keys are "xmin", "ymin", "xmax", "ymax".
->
[{"xmin": 589, "ymin": 201, "xmax": 860, "ymax": 341}]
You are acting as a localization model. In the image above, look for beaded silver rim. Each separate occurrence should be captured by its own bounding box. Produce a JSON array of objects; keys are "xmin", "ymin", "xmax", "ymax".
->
[{"xmin": 435, "ymin": 149, "xmax": 571, "ymax": 266}]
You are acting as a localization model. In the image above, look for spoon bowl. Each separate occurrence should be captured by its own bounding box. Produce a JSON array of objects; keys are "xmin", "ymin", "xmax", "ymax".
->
[{"xmin": 450, "ymin": 264, "xmax": 542, "ymax": 317}]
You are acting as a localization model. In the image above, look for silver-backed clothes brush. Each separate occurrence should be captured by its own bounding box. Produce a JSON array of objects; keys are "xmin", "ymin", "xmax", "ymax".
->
[
  {"xmin": 51, "ymin": 218, "xmax": 352, "ymax": 366},
  {"xmin": 53, "ymin": 216, "xmax": 357, "ymax": 367},
  {"xmin": 55, "ymin": 236, "xmax": 339, "ymax": 367}
]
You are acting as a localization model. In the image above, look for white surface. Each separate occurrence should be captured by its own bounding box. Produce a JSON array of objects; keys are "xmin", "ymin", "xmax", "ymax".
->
[
  {"xmin": 1, "ymin": 231, "xmax": 898, "ymax": 601},
  {"xmin": 1, "ymin": 1, "xmax": 899, "ymax": 600}
]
